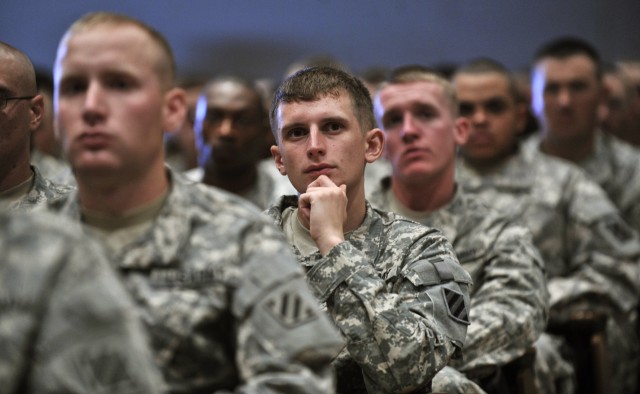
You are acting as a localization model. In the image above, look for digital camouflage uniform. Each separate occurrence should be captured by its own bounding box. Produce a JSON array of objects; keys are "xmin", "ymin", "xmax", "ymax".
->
[
  {"xmin": 0, "ymin": 166, "xmax": 74, "ymax": 212},
  {"xmin": 456, "ymin": 146, "xmax": 640, "ymax": 394},
  {"xmin": 368, "ymin": 179, "xmax": 549, "ymax": 393},
  {"xmin": 265, "ymin": 196, "xmax": 473, "ymax": 394},
  {"xmin": 48, "ymin": 170, "xmax": 344, "ymax": 394},
  {"xmin": 524, "ymin": 131, "xmax": 640, "ymax": 233},
  {"xmin": 0, "ymin": 211, "xmax": 163, "ymax": 394},
  {"xmin": 30, "ymin": 150, "xmax": 75, "ymax": 186}
]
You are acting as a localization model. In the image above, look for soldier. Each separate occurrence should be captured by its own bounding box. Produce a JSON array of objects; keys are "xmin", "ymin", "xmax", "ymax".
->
[
  {"xmin": 266, "ymin": 66, "xmax": 473, "ymax": 393},
  {"xmin": 370, "ymin": 65, "xmax": 548, "ymax": 393},
  {"xmin": 0, "ymin": 210, "xmax": 163, "ymax": 393},
  {"xmin": 452, "ymin": 58, "xmax": 640, "ymax": 394},
  {"xmin": 50, "ymin": 11, "xmax": 343, "ymax": 393},
  {"xmin": 527, "ymin": 36, "xmax": 640, "ymax": 233},
  {"xmin": 0, "ymin": 41, "xmax": 73, "ymax": 212},
  {"xmin": 188, "ymin": 75, "xmax": 296, "ymax": 209}
]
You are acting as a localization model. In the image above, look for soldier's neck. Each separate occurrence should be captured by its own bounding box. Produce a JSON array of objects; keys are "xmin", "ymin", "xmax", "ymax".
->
[
  {"xmin": 76, "ymin": 164, "xmax": 169, "ymax": 216},
  {"xmin": 390, "ymin": 172, "xmax": 455, "ymax": 213},
  {"xmin": 203, "ymin": 164, "xmax": 258, "ymax": 196},
  {"xmin": 539, "ymin": 130, "xmax": 595, "ymax": 163}
]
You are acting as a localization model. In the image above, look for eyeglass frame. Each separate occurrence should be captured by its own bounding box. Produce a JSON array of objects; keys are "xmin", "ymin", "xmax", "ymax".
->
[{"xmin": 0, "ymin": 95, "xmax": 35, "ymax": 111}]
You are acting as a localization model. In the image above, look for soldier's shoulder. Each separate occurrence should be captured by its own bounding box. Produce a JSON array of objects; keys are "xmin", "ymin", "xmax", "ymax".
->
[
  {"xmin": 177, "ymin": 176, "xmax": 270, "ymax": 224},
  {"xmin": 372, "ymin": 206, "xmax": 445, "ymax": 240}
]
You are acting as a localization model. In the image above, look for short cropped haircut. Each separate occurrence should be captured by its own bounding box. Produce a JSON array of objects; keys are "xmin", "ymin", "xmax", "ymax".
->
[
  {"xmin": 533, "ymin": 36, "xmax": 602, "ymax": 80},
  {"xmin": 58, "ymin": 11, "xmax": 177, "ymax": 90},
  {"xmin": 270, "ymin": 66, "xmax": 376, "ymax": 142},
  {"xmin": 0, "ymin": 41, "xmax": 37, "ymax": 95},
  {"xmin": 453, "ymin": 58, "xmax": 523, "ymax": 102},
  {"xmin": 384, "ymin": 64, "xmax": 459, "ymax": 116}
]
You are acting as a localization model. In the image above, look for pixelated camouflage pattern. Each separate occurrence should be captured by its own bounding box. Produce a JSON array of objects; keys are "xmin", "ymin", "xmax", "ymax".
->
[
  {"xmin": 266, "ymin": 196, "xmax": 473, "ymax": 394},
  {"xmin": 430, "ymin": 366, "xmax": 487, "ymax": 394},
  {"xmin": 1, "ymin": 166, "xmax": 74, "ymax": 212},
  {"xmin": 48, "ymin": 170, "xmax": 343, "ymax": 394},
  {"xmin": 30, "ymin": 150, "xmax": 75, "ymax": 186},
  {"xmin": 533, "ymin": 333, "xmax": 576, "ymax": 394},
  {"xmin": 368, "ymin": 179, "xmax": 548, "ymax": 376},
  {"xmin": 524, "ymin": 131, "xmax": 640, "ymax": 234},
  {"xmin": 0, "ymin": 211, "xmax": 163, "ymax": 394},
  {"xmin": 456, "ymin": 146, "xmax": 640, "ymax": 394}
]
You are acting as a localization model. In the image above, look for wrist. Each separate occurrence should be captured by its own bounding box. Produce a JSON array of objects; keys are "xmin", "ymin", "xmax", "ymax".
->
[{"xmin": 317, "ymin": 235, "xmax": 344, "ymax": 256}]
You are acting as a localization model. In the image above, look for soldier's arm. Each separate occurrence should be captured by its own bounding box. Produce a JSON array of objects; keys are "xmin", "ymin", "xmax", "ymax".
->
[
  {"xmin": 453, "ymin": 224, "xmax": 549, "ymax": 371},
  {"xmin": 551, "ymin": 175, "xmax": 640, "ymax": 317},
  {"xmin": 305, "ymin": 225, "xmax": 472, "ymax": 393},
  {"xmin": 230, "ymin": 222, "xmax": 344, "ymax": 394},
  {"xmin": 30, "ymin": 233, "xmax": 165, "ymax": 393}
]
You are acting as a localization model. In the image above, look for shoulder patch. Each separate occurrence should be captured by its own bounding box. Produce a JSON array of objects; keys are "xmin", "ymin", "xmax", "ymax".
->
[
  {"xmin": 442, "ymin": 287, "xmax": 470, "ymax": 325},
  {"xmin": 265, "ymin": 290, "xmax": 318, "ymax": 328}
]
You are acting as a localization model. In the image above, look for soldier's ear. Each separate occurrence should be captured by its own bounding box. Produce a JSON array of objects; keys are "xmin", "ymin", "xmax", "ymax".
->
[
  {"xmin": 271, "ymin": 145, "xmax": 287, "ymax": 176},
  {"xmin": 365, "ymin": 128, "xmax": 385, "ymax": 164},
  {"xmin": 163, "ymin": 87, "xmax": 187, "ymax": 134},
  {"xmin": 453, "ymin": 117, "xmax": 470, "ymax": 146}
]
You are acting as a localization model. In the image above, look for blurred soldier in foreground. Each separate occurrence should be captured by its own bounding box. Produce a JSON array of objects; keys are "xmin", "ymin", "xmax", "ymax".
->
[
  {"xmin": 50, "ymin": 12, "xmax": 343, "ymax": 393},
  {"xmin": 0, "ymin": 210, "xmax": 162, "ymax": 393}
]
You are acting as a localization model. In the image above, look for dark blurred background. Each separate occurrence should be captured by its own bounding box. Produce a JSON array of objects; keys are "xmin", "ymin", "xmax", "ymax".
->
[{"xmin": 3, "ymin": 0, "xmax": 639, "ymax": 82}]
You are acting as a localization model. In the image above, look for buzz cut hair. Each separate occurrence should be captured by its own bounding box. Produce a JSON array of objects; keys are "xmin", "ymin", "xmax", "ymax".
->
[
  {"xmin": 384, "ymin": 64, "xmax": 459, "ymax": 117},
  {"xmin": 58, "ymin": 11, "xmax": 177, "ymax": 90},
  {"xmin": 533, "ymin": 36, "xmax": 603, "ymax": 80},
  {"xmin": 453, "ymin": 58, "xmax": 523, "ymax": 102}
]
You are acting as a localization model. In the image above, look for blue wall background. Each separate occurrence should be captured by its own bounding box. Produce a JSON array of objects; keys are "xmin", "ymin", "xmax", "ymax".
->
[{"xmin": 3, "ymin": 0, "xmax": 639, "ymax": 82}]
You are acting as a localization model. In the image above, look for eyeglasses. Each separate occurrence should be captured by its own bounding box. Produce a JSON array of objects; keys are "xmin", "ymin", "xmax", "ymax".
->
[{"xmin": 0, "ymin": 96, "xmax": 34, "ymax": 111}]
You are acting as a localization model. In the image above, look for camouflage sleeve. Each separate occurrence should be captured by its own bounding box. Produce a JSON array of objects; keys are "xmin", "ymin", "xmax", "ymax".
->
[
  {"xmin": 28, "ymin": 228, "xmax": 165, "ymax": 393},
  {"xmin": 453, "ymin": 224, "xmax": 549, "ymax": 371},
  {"xmin": 552, "ymin": 176, "xmax": 640, "ymax": 317},
  {"xmin": 229, "ymin": 222, "xmax": 344, "ymax": 394},
  {"xmin": 305, "ymin": 230, "xmax": 472, "ymax": 393}
]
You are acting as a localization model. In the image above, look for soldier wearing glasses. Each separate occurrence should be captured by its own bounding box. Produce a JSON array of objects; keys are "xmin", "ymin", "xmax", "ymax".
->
[{"xmin": 0, "ymin": 41, "xmax": 73, "ymax": 212}]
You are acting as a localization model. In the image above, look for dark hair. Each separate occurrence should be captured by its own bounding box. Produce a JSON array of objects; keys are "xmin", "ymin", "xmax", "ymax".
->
[
  {"xmin": 533, "ymin": 36, "xmax": 602, "ymax": 80},
  {"xmin": 270, "ymin": 66, "xmax": 375, "ymax": 141},
  {"xmin": 35, "ymin": 68, "xmax": 54, "ymax": 94}
]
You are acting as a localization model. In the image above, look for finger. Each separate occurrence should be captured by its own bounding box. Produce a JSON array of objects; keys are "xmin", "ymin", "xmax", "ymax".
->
[{"xmin": 307, "ymin": 175, "xmax": 336, "ymax": 189}]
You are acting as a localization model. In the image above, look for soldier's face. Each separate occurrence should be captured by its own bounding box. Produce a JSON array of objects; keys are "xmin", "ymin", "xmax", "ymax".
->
[
  {"xmin": 375, "ymin": 81, "xmax": 466, "ymax": 185},
  {"xmin": 531, "ymin": 54, "xmax": 603, "ymax": 141},
  {"xmin": 194, "ymin": 81, "xmax": 266, "ymax": 171},
  {"xmin": 54, "ymin": 25, "xmax": 184, "ymax": 180},
  {"xmin": 0, "ymin": 52, "xmax": 42, "ymax": 176},
  {"xmin": 454, "ymin": 72, "xmax": 525, "ymax": 163},
  {"xmin": 272, "ymin": 92, "xmax": 379, "ymax": 194}
]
